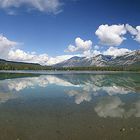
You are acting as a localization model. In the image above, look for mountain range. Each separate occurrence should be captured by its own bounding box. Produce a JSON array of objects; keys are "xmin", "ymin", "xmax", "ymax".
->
[
  {"xmin": 54, "ymin": 50, "xmax": 140, "ymax": 67},
  {"xmin": 0, "ymin": 50, "xmax": 140, "ymax": 70}
]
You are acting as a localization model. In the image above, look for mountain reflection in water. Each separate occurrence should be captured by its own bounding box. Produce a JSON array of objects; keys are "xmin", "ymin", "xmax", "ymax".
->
[
  {"xmin": 0, "ymin": 73, "xmax": 140, "ymax": 118},
  {"xmin": 0, "ymin": 73, "xmax": 140, "ymax": 140}
]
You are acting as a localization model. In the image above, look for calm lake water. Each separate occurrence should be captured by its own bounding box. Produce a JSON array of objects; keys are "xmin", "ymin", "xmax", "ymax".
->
[{"xmin": 0, "ymin": 72, "xmax": 140, "ymax": 140}]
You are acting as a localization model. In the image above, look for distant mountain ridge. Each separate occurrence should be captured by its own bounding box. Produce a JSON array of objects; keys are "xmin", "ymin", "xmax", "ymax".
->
[
  {"xmin": 54, "ymin": 50, "xmax": 140, "ymax": 67},
  {"xmin": 0, "ymin": 59, "xmax": 51, "ymax": 70},
  {"xmin": 0, "ymin": 50, "xmax": 140, "ymax": 70},
  {"xmin": 0, "ymin": 59, "xmax": 40, "ymax": 65}
]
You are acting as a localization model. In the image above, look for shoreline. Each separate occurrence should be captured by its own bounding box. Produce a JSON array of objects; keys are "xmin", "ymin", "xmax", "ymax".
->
[{"xmin": 0, "ymin": 70, "xmax": 139, "ymax": 75}]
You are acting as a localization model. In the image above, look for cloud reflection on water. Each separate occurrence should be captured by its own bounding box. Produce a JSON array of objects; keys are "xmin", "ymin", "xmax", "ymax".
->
[
  {"xmin": 0, "ymin": 75, "xmax": 80, "ymax": 103},
  {"xmin": 64, "ymin": 74, "xmax": 137, "ymax": 104},
  {"xmin": 94, "ymin": 96, "xmax": 140, "ymax": 118},
  {"xmin": 0, "ymin": 73, "xmax": 139, "ymax": 118},
  {"xmin": 95, "ymin": 96, "xmax": 125, "ymax": 118},
  {"xmin": 0, "ymin": 75, "xmax": 79, "ymax": 92}
]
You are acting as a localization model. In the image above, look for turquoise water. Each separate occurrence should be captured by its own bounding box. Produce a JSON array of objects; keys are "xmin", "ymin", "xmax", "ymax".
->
[{"xmin": 0, "ymin": 72, "xmax": 140, "ymax": 140}]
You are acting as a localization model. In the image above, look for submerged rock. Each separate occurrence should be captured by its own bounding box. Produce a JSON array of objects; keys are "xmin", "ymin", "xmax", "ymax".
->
[{"xmin": 120, "ymin": 128, "xmax": 126, "ymax": 132}]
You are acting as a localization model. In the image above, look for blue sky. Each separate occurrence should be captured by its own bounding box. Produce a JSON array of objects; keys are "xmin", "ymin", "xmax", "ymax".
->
[{"xmin": 0, "ymin": 0, "xmax": 140, "ymax": 65}]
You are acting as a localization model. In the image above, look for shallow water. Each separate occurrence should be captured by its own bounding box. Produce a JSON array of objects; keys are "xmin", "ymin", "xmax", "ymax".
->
[{"xmin": 0, "ymin": 72, "xmax": 140, "ymax": 140}]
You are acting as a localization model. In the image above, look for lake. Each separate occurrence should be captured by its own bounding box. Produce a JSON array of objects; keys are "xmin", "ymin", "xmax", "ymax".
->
[{"xmin": 0, "ymin": 72, "xmax": 140, "ymax": 140}]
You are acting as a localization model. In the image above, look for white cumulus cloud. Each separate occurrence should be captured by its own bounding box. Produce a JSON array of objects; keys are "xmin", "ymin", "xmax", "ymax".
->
[
  {"xmin": 0, "ymin": 0, "xmax": 62, "ymax": 14},
  {"xmin": 125, "ymin": 24, "xmax": 137, "ymax": 36},
  {"xmin": 103, "ymin": 47, "xmax": 132, "ymax": 57},
  {"xmin": 83, "ymin": 49, "xmax": 101, "ymax": 57},
  {"xmin": 8, "ymin": 49, "xmax": 49, "ymax": 65},
  {"xmin": 95, "ymin": 24, "xmax": 127, "ymax": 46},
  {"xmin": 0, "ymin": 34, "xmax": 18, "ymax": 59},
  {"xmin": 125, "ymin": 24, "xmax": 140, "ymax": 43},
  {"xmin": 135, "ymin": 26, "xmax": 140, "ymax": 43},
  {"xmin": 66, "ymin": 37, "xmax": 93, "ymax": 53},
  {"xmin": 46, "ymin": 55, "xmax": 76, "ymax": 65},
  {"xmin": 0, "ymin": 34, "xmax": 75, "ymax": 65},
  {"xmin": 0, "ymin": 35, "xmax": 77, "ymax": 64}
]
